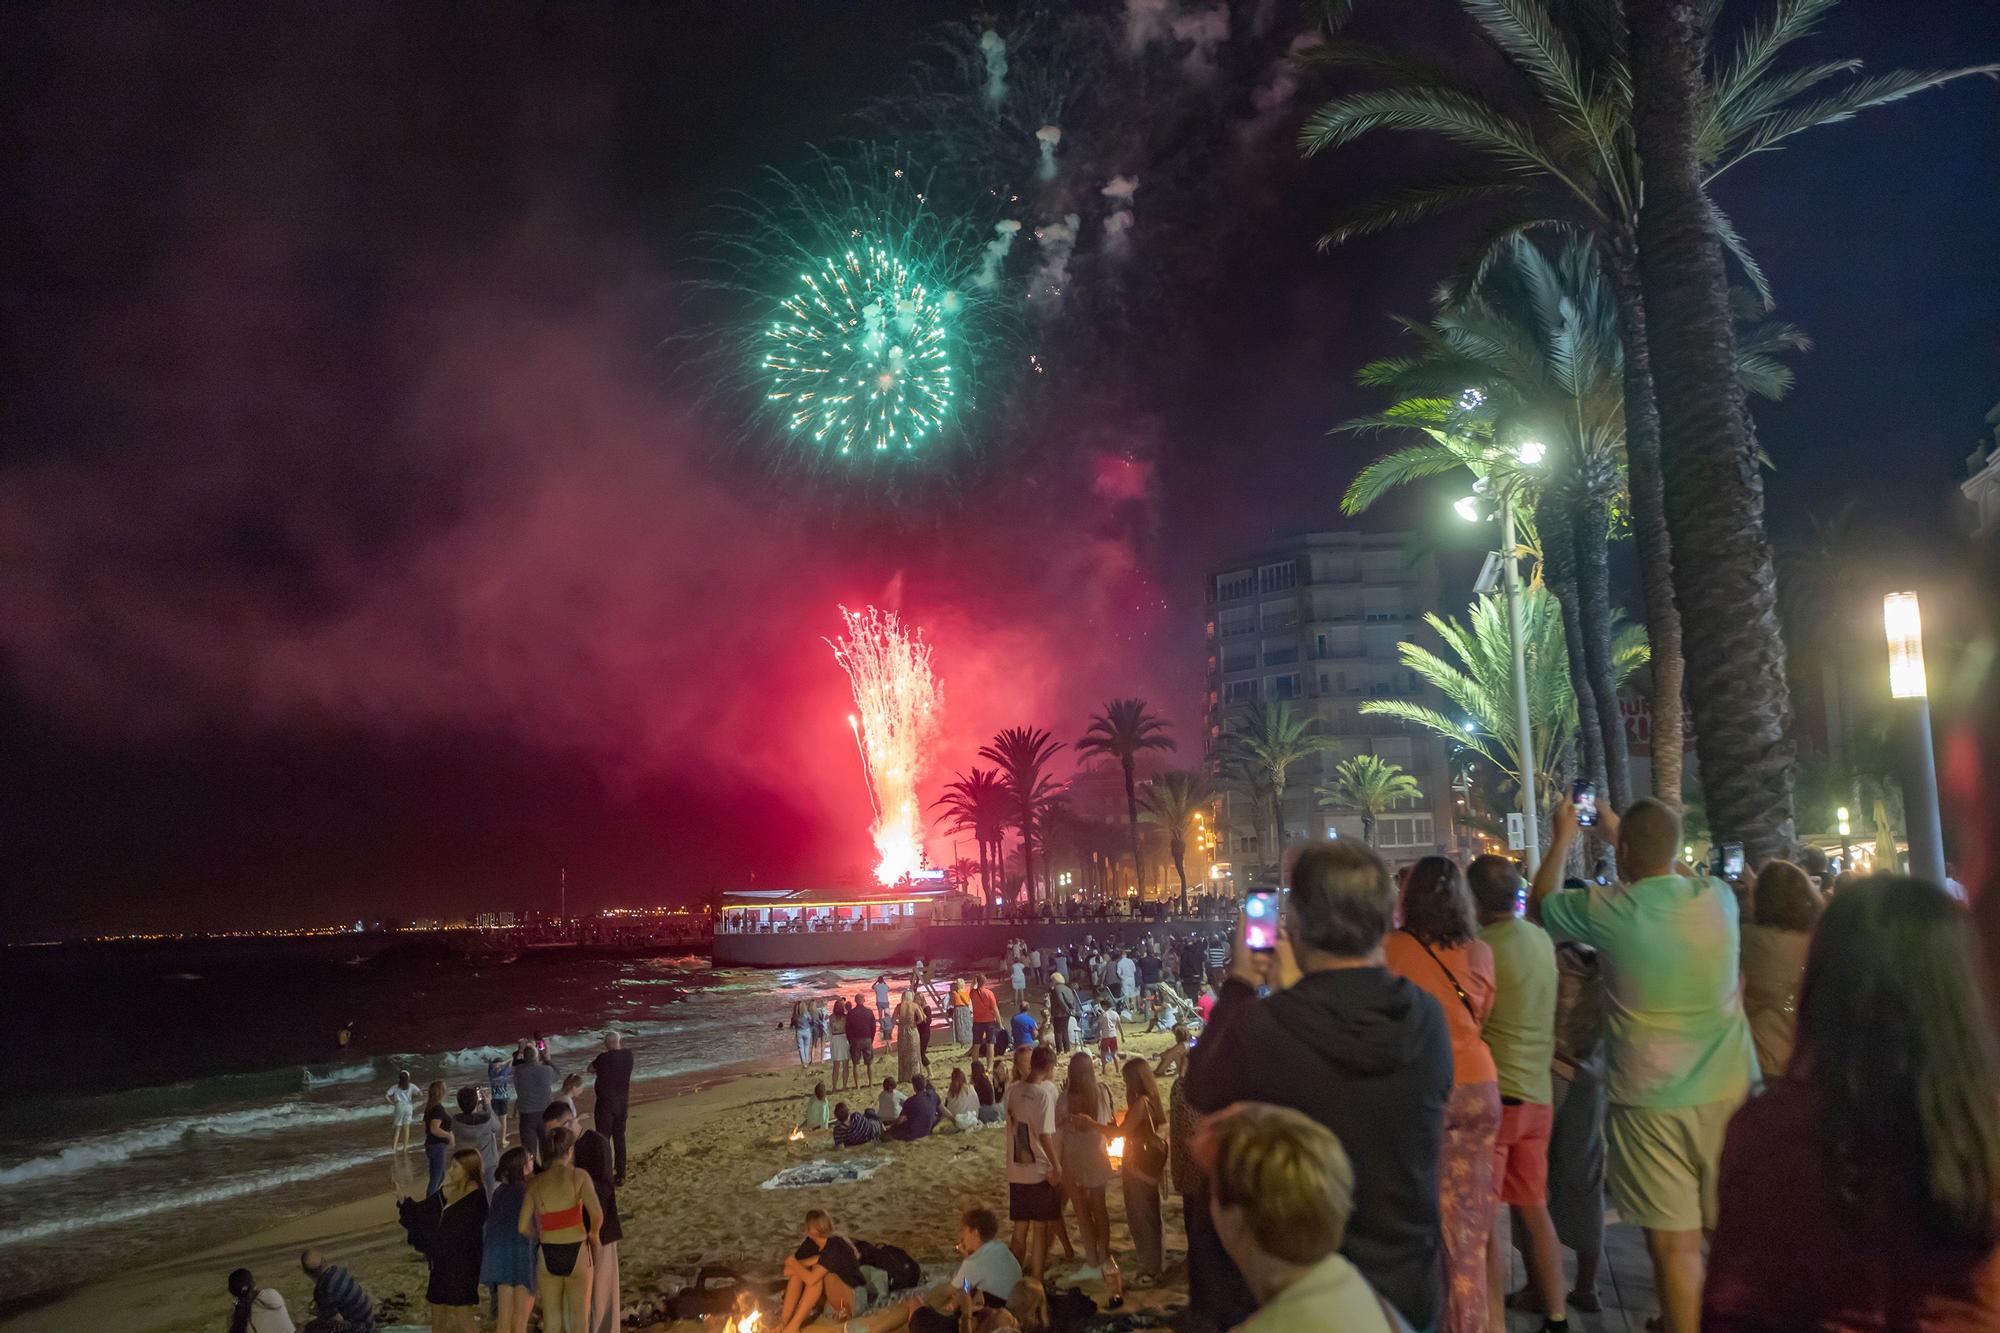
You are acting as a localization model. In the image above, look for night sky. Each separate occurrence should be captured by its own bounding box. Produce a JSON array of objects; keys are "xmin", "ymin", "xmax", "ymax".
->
[{"xmin": 3, "ymin": 2, "xmax": 1995, "ymax": 937}]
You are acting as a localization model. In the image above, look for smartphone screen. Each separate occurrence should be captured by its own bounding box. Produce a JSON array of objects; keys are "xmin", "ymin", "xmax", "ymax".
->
[
  {"xmin": 1243, "ymin": 891, "xmax": 1279, "ymax": 953},
  {"xmin": 1571, "ymin": 779, "xmax": 1597, "ymax": 827},
  {"xmin": 1722, "ymin": 842, "xmax": 1745, "ymax": 880}
]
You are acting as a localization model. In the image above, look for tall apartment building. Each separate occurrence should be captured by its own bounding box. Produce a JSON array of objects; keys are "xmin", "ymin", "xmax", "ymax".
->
[{"xmin": 1205, "ymin": 531, "xmax": 1457, "ymax": 874}]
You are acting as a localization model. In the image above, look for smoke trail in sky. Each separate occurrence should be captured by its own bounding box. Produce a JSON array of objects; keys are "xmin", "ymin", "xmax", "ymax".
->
[
  {"xmin": 1034, "ymin": 124, "xmax": 1063, "ymax": 183},
  {"xmin": 979, "ymin": 29, "xmax": 1008, "ymax": 107},
  {"xmin": 829, "ymin": 605, "xmax": 942, "ymax": 884},
  {"xmin": 1028, "ymin": 213, "xmax": 1080, "ymax": 310},
  {"xmin": 1100, "ymin": 176, "xmax": 1139, "ymax": 260},
  {"xmin": 973, "ymin": 219, "xmax": 1021, "ymax": 288}
]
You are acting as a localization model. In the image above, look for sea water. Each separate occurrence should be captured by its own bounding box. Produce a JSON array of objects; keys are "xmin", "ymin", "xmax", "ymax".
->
[{"xmin": 0, "ymin": 947, "xmax": 883, "ymax": 1307}]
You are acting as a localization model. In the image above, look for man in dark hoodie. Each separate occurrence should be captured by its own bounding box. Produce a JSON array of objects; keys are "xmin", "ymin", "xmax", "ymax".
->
[{"xmin": 1185, "ymin": 838, "xmax": 1452, "ymax": 1332}]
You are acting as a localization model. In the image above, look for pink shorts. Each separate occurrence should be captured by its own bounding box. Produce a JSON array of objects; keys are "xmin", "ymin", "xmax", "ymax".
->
[{"xmin": 1493, "ymin": 1099, "xmax": 1554, "ymax": 1207}]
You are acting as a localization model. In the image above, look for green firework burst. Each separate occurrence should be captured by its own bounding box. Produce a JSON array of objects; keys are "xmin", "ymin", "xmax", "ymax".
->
[{"xmin": 763, "ymin": 240, "xmax": 959, "ymax": 456}]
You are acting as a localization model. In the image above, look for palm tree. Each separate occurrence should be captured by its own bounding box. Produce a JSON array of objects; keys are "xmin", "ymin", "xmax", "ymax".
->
[
  {"xmin": 1224, "ymin": 700, "xmax": 1331, "ymax": 873},
  {"xmin": 932, "ymin": 768, "xmax": 1011, "ymax": 906},
  {"xmin": 1363, "ymin": 586, "xmax": 1648, "ymax": 828},
  {"xmin": 978, "ymin": 726, "xmax": 1066, "ymax": 905},
  {"xmin": 1300, "ymin": 0, "xmax": 1995, "ymax": 810},
  {"xmin": 1317, "ymin": 754, "xmax": 1425, "ymax": 845},
  {"xmin": 1138, "ymin": 770, "xmax": 1218, "ymax": 911},
  {"xmin": 1076, "ymin": 698, "xmax": 1177, "ymax": 902},
  {"xmin": 1340, "ymin": 235, "xmax": 1804, "ymax": 812}
]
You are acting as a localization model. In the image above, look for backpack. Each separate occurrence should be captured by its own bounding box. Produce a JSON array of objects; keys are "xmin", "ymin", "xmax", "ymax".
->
[{"xmin": 854, "ymin": 1240, "xmax": 921, "ymax": 1291}]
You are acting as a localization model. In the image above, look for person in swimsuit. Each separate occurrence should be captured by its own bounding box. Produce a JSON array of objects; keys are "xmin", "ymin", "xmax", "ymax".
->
[
  {"xmin": 386, "ymin": 1070, "xmax": 417, "ymax": 1155},
  {"xmin": 517, "ymin": 1126, "xmax": 602, "ymax": 1333}
]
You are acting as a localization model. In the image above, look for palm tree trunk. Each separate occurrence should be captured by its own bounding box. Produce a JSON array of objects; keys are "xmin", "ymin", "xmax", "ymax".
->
[
  {"xmin": 1172, "ymin": 837, "xmax": 1190, "ymax": 913},
  {"xmin": 1604, "ymin": 241, "xmax": 1686, "ymax": 806},
  {"xmin": 1537, "ymin": 488, "xmax": 1608, "ymax": 802},
  {"xmin": 1121, "ymin": 757, "xmax": 1146, "ymax": 901},
  {"xmin": 1572, "ymin": 487, "xmax": 1634, "ymax": 811},
  {"xmin": 1628, "ymin": 0, "xmax": 1798, "ymax": 864},
  {"xmin": 1019, "ymin": 799, "xmax": 1037, "ymax": 907},
  {"xmin": 1269, "ymin": 774, "xmax": 1286, "ymax": 874},
  {"xmin": 1362, "ymin": 811, "xmax": 1376, "ymax": 844}
]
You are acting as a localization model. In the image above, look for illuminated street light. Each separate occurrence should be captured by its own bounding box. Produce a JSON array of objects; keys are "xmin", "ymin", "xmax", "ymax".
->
[
  {"xmin": 1883, "ymin": 591, "xmax": 1944, "ymax": 883},
  {"xmin": 1517, "ymin": 439, "xmax": 1547, "ymax": 466},
  {"xmin": 1836, "ymin": 805, "xmax": 1851, "ymax": 873},
  {"xmin": 1453, "ymin": 494, "xmax": 1483, "ymax": 524}
]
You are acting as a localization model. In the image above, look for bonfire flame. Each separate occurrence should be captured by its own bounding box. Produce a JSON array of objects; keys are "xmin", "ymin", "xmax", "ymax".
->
[
  {"xmin": 1107, "ymin": 1135, "xmax": 1126, "ymax": 1166},
  {"xmin": 727, "ymin": 1310, "xmax": 762, "ymax": 1333},
  {"xmin": 788, "ymin": 1127, "xmax": 807, "ymax": 1142},
  {"xmin": 829, "ymin": 606, "xmax": 942, "ymax": 885}
]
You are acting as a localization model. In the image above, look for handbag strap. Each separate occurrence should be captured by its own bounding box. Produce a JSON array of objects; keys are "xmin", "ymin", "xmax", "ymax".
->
[{"xmin": 1403, "ymin": 929, "xmax": 1479, "ymax": 1026}]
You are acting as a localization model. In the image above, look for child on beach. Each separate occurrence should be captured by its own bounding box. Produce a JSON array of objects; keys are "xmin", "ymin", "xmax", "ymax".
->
[
  {"xmin": 801, "ymin": 1082, "xmax": 832, "ymax": 1133},
  {"xmin": 1094, "ymin": 1005, "xmax": 1122, "ymax": 1070},
  {"xmin": 877, "ymin": 1076, "xmax": 906, "ymax": 1123},
  {"xmin": 780, "ymin": 1209, "xmax": 869, "ymax": 1333}
]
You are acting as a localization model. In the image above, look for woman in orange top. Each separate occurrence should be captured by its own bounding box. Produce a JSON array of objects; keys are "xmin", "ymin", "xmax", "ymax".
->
[{"xmin": 1385, "ymin": 856, "xmax": 1498, "ymax": 1333}]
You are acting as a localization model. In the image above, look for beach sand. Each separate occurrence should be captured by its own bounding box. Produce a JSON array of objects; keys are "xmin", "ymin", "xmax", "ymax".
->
[{"xmin": 13, "ymin": 1026, "xmax": 1190, "ymax": 1332}]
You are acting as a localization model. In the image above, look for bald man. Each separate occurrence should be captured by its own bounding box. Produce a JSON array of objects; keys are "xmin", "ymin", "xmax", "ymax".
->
[
  {"xmin": 590, "ymin": 1029, "xmax": 634, "ymax": 1184},
  {"xmin": 1529, "ymin": 798, "xmax": 1757, "ymax": 1333}
]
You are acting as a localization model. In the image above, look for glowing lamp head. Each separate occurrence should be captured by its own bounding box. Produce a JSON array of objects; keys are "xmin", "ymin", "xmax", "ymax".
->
[
  {"xmin": 1883, "ymin": 592, "xmax": 1927, "ymax": 699},
  {"xmin": 1453, "ymin": 495, "xmax": 1483, "ymax": 523},
  {"xmin": 1517, "ymin": 439, "xmax": 1547, "ymax": 466}
]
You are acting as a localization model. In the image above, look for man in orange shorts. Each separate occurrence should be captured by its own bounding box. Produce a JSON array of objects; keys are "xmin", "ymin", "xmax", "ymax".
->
[{"xmin": 1469, "ymin": 853, "xmax": 1570, "ymax": 1331}]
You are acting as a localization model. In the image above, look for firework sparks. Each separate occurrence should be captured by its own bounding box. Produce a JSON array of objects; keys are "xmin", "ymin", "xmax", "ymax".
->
[{"xmin": 828, "ymin": 606, "xmax": 942, "ymax": 884}]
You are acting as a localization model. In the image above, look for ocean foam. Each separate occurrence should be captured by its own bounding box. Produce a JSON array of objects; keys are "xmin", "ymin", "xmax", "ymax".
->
[{"xmin": 0, "ymin": 1102, "xmax": 381, "ymax": 1189}]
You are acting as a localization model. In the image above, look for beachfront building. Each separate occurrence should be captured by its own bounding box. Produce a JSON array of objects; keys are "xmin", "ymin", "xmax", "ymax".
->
[{"xmin": 1205, "ymin": 531, "xmax": 1458, "ymax": 880}]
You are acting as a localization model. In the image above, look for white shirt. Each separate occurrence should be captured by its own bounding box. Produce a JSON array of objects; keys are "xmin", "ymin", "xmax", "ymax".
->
[
  {"xmin": 1011, "ymin": 963, "xmax": 1027, "ymax": 989},
  {"xmin": 1029, "ymin": 949, "xmax": 1042, "ymax": 968},
  {"xmin": 1003, "ymin": 1080, "xmax": 1058, "ymax": 1184},
  {"xmin": 1230, "ymin": 1252, "xmax": 1403, "ymax": 1332},
  {"xmin": 1117, "ymin": 957, "xmax": 1138, "ymax": 994},
  {"xmin": 878, "ymin": 1087, "xmax": 906, "ymax": 1121},
  {"xmin": 953, "ymin": 1239, "xmax": 1023, "ymax": 1302}
]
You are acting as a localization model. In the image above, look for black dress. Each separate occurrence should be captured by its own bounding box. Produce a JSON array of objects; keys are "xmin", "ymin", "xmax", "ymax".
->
[{"xmin": 426, "ymin": 1186, "xmax": 489, "ymax": 1306}]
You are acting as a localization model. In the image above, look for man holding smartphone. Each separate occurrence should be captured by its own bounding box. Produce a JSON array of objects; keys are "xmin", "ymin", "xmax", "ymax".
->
[
  {"xmin": 1184, "ymin": 840, "xmax": 1452, "ymax": 1332},
  {"xmin": 1528, "ymin": 798, "xmax": 1756, "ymax": 1333}
]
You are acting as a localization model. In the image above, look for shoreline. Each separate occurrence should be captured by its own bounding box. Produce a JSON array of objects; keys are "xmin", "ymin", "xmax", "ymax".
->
[{"xmin": 12, "ymin": 1023, "xmax": 1191, "ymax": 1332}]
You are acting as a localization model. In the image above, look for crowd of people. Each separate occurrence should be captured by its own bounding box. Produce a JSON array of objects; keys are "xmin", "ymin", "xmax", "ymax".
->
[{"xmin": 234, "ymin": 803, "xmax": 2000, "ymax": 1332}]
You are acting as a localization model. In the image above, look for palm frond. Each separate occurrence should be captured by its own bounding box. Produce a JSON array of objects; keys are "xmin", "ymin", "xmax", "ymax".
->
[
  {"xmin": 1707, "ymin": 197, "xmax": 1773, "ymax": 311},
  {"xmin": 1460, "ymin": 0, "xmax": 1613, "ymax": 180},
  {"xmin": 1341, "ymin": 438, "xmax": 1479, "ymax": 514},
  {"xmin": 1713, "ymin": 65, "xmax": 2000, "ymax": 179},
  {"xmin": 1318, "ymin": 177, "xmax": 1534, "ymax": 250},
  {"xmin": 1702, "ymin": 0, "xmax": 1843, "ymax": 149},
  {"xmin": 1298, "ymin": 88, "xmax": 1570, "ymax": 187}
]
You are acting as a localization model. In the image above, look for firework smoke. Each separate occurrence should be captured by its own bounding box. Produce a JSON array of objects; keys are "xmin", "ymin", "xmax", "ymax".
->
[
  {"xmin": 829, "ymin": 606, "xmax": 943, "ymax": 885},
  {"xmin": 1034, "ymin": 123, "xmax": 1063, "ymax": 183},
  {"xmin": 1124, "ymin": 0, "xmax": 1174, "ymax": 56},
  {"xmin": 1100, "ymin": 176, "xmax": 1139, "ymax": 260},
  {"xmin": 979, "ymin": 29, "xmax": 1008, "ymax": 107},
  {"xmin": 973, "ymin": 219, "xmax": 1021, "ymax": 289},
  {"xmin": 1029, "ymin": 213, "xmax": 1080, "ymax": 309},
  {"xmin": 1239, "ymin": 32, "xmax": 1323, "ymax": 144},
  {"xmin": 1172, "ymin": 4, "xmax": 1230, "ymax": 79}
]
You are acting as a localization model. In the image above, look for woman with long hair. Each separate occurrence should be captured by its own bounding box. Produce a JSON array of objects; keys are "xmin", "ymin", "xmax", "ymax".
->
[
  {"xmin": 895, "ymin": 990, "xmax": 924, "ymax": 1084},
  {"xmin": 481, "ymin": 1146, "xmax": 537, "ymax": 1333},
  {"xmin": 518, "ymin": 1126, "xmax": 603, "ymax": 1333},
  {"xmin": 422, "ymin": 1079, "xmax": 454, "ymax": 1198},
  {"xmin": 952, "ymin": 977, "xmax": 975, "ymax": 1048},
  {"xmin": 1739, "ymin": 859, "xmax": 1824, "ymax": 1078},
  {"xmin": 386, "ymin": 1069, "xmax": 418, "ymax": 1155},
  {"xmin": 1118, "ymin": 1057, "xmax": 1168, "ymax": 1285},
  {"xmin": 1384, "ymin": 855, "xmax": 1498, "ymax": 1333},
  {"xmin": 1705, "ymin": 876, "xmax": 2000, "ymax": 1326},
  {"xmin": 970, "ymin": 1059, "xmax": 1001, "ymax": 1126},
  {"xmin": 1058, "ymin": 1051, "xmax": 1119, "ymax": 1290},
  {"xmin": 225, "ymin": 1267, "xmax": 294, "ymax": 1333},
  {"xmin": 574, "ymin": 1132, "xmax": 623, "ymax": 1333},
  {"xmin": 829, "ymin": 998, "xmax": 851, "ymax": 1092},
  {"xmin": 789, "ymin": 999, "xmax": 815, "ymax": 1068},
  {"xmin": 945, "ymin": 1066, "xmax": 980, "ymax": 1130},
  {"xmin": 426, "ymin": 1148, "xmax": 489, "ymax": 1333}
]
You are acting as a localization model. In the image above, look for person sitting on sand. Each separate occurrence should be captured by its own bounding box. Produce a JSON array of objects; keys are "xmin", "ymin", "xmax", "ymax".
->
[
  {"xmin": 800, "ymin": 1081, "xmax": 832, "ymax": 1133},
  {"xmin": 780, "ymin": 1208, "xmax": 870, "ymax": 1333},
  {"xmin": 877, "ymin": 1075, "xmax": 907, "ymax": 1123},
  {"xmin": 300, "ymin": 1249, "xmax": 375, "ymax": 1333},
  {"xmin": 1154, "ymin": 1025, "xmax": 1193, "ymax": 1081},
  {"xmin": 832, "ymin": 1101, "xmax": 883, "ymax": 1147},
  {"xmin": 1010, "ymin": 1001, "xmax": 1040, "ymax": 1052},
  {"xmin": 226, "ymin": 1267, "xmax": 295, "ymax": 1333},
  {"xmin": 945, "ymin": 1068, "xmax": 981, "ymax": 1130},
  {"xmin": 972, "ymin": 1060, "xmax": 1003, "ymax": 1126},
  {"xmin": 856, "ymin": 1205, "xmax": 1026, "ymax": 1333},
  {"xmin": 887, "ymin": 1072, "xmax": 944, "ymax": 1141}
]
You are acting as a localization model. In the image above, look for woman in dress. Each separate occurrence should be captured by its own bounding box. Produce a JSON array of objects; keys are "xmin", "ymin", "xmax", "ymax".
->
[
  {"xmin": 895, "ymin": 991, "xmax": 924, "ymax": 1084},
  {"xmin": 422, "ymin": 1079, "xmax": 454, "ymax": 1198},
  {"xmin": 1705, "ymin": 876, "xmax": 2000, "ymax": 1328},
  {"xmin": 1739, "ymin": 859, "xmax": 1824, "ymax": 1078},
  {"xmin": 829, "ymin": 998, "xmax": 851, "ymax": 1092},
  {"xmin": 427, "ymin": 1148, "xmax": 489, "ymax": 1333},
  {"xmin": 386, "ymin": 1070, "xmax": 418, "ymax": 1155},
  {"xmin": 951, "ymin": 978, "xmax": 974, "ymax": 1048},
  {"xmin": 1118, "ymin": 1057, "xmax": 1168, "ymax": 1286},
  {"xmin": 1384, "ymin": 855, "xmax": 1498, "ymax": 1333},
  {"xmin": 517, "ymin": 1127, "xmax": 602, "ymax": 1333},
  {"xmin": 481, "ymin": 1147, "xmax": 537, "ymax": 1333},
  {"xmin": 1058, "ymin": 1052, "xmax": 1120, "ymax": 1291},
  {"xmin": 574, "ymin": 1131, "xmax": 623, "ymax": 1333}
]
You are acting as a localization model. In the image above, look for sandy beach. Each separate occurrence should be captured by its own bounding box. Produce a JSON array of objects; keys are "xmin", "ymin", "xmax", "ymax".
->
[{"xmin": 13, "ymin": 1025, "xmax": 1190, "ymax": 1332}]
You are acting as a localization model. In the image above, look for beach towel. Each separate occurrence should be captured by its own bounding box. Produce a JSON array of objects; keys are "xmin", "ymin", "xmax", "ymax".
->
[{"xmin": 758, "ymin": 1156, "xmax": 891, "ymax": 1190}]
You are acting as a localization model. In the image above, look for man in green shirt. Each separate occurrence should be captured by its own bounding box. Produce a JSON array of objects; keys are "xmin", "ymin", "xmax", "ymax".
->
[
  {"xmin": 1470, "ymin": 854, "xmax": 1566, "ymax": 1331},
  {"xmin": 1529, "ymin": 797, "xmax": 1757, "ymax": 1333}
]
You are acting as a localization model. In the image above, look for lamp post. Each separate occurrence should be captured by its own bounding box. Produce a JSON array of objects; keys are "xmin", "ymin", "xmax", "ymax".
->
[
  {"xmin": 1883, "ymin": 592, "xmax": 1945, "ymax": 883},
  {"xmin": 1836, "ymin": 806, "xmax": 1851, "ymax": 875},
  {"xmin": 1460, "ymin": 450, "xmax": 1542, "ymax": 874}
]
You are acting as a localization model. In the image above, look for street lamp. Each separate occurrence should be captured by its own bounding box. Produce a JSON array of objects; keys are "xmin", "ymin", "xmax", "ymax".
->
[
  {"xmin": 1458, "ymin": 455, "xmax": 1543, "ymax": 873},
  {"xmin": 1883, "ymin": 591, "xmax": 1945, "ymax": 883},
  {"xmin": 1836, "ymin": 805, "xmax": 1851, "ymax": 873}
]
